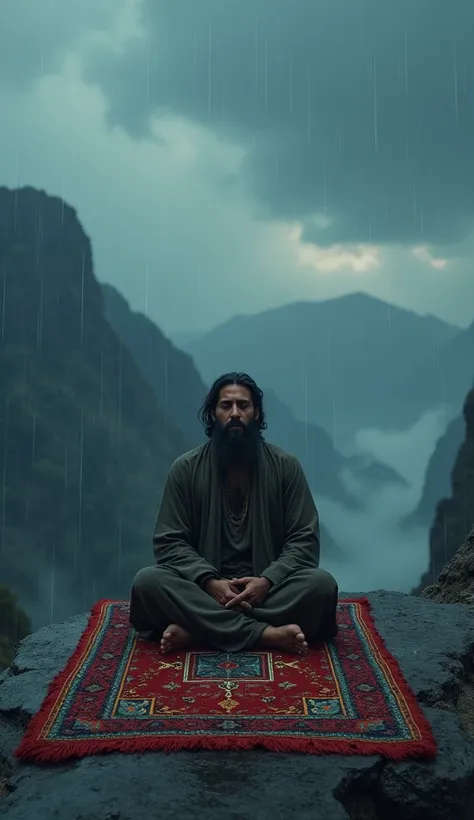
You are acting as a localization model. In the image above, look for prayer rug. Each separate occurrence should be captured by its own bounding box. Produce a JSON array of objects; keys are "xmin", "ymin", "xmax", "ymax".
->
[{"xmin": 14, "ymin": 597, "xmax": 437, "ymax": 762}]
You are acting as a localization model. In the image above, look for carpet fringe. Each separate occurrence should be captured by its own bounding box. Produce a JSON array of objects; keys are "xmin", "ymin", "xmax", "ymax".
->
[{"xmin": 14, "ymin": 733, "xmax": 437, "ymax": 764}]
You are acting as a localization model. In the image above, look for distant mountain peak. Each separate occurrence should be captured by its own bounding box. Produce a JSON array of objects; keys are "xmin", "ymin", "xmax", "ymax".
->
[{"xmin": 202, "ymin": 291, "xmax": 461, "ymax": 338}]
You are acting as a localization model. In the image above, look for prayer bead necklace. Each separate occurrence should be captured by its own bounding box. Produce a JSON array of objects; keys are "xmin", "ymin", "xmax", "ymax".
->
[{"xmin": 224, "ymin": 482, "xmax": 250, "ymax": 527}]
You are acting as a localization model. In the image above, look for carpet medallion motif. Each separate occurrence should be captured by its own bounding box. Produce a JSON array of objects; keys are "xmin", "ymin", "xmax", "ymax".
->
[{"xmin": 14, "ymin": 597, "xmax": 437, "ymax": 762}]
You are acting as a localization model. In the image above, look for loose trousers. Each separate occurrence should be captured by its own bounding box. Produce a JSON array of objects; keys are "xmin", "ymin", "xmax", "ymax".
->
[{"xmin": 129, "ymin": 565, "xmax": 338, "ymax": 652}]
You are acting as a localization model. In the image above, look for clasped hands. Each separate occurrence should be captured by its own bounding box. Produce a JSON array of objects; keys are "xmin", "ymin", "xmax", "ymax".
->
[{"xmin": 204, "ymin": 576, "xmax": 271, "ymax": 612}]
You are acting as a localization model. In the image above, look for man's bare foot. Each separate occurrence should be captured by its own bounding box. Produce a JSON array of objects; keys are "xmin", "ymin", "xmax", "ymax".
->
[
  {"xmin": 160, "ymin": 624, "xmax": 192, "ymax": 654},
  {"xmin": 258, "ymin": 624, "xmax": 308, "ymax": 655}
]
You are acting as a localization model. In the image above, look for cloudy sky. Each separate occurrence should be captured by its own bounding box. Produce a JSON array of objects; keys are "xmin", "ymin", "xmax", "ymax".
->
[{"xmin": 1, "ymin": 0, "xmax": 473, "ymax": 336}]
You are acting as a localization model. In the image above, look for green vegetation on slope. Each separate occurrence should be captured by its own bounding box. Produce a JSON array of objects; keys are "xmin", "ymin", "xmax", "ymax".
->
[{"xmin": 0, "ymin": 584, "xmax": 31, "ymax": 670}]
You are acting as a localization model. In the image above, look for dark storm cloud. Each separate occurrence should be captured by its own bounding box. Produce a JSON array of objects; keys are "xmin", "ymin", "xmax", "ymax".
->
[{"xmin": 85, "ymin": 0, "xmax": 474, "ymax": 247}]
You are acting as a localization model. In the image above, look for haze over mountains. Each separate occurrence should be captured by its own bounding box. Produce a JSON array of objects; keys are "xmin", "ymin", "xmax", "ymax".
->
[
  {"xmin": 176, "ymin": 296, "xmax": 471, "ymax": 446},
  {"xmin": 403, "ymin": 415, "xmax": 466, "ymax": 529}
]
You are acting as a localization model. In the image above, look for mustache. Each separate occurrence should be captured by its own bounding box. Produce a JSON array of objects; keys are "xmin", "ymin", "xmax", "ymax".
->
[{"xmin": 226, "ymin": 419, "xmax": 246, "ymax": 430}]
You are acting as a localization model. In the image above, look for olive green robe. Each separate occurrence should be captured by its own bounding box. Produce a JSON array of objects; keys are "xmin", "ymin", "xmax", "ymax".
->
[
  {"xmin": 129, "ymin": 441, "xmax": 338, "ymax": 651},
  {"xmin": 152, "ymin": 440, "xmax": 321, "ymax": 585}
]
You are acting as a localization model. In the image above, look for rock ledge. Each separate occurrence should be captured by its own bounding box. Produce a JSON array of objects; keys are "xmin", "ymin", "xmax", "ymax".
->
[{"xmin": 1, "ymin": 590, "xmax": 474, "ymax": 820}]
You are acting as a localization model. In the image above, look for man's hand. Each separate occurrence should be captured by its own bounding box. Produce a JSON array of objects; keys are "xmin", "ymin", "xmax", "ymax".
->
[
  {"xmin": 204, "ymin": 578, "xmax": 252, "ymax": 612},
  {"xmin": 224, "ymin": 576, "xmax": 271, "ymax": 609}
]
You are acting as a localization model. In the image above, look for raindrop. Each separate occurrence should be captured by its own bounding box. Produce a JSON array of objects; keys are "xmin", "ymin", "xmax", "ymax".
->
[
  {"xmin": 80, "ymin": 253, "xmax": 85, "ymax": 345},
  {"xmin": 0, "ymin": 401, "xmax": 8, "ymax": 553},
  {"xmin": 164, "ymin": 340, "xmax": 169, "ymax": 427},
  {"xmin": 144, "ymin": 261, "xmax": 149, "ymax": 317},
  {"xmin": 371, "ymin": 53, "xmax": 378, "ymax": 154},
  {"xmin": 307, "ymin": 68, "xmax": 312, "ymax": 145},
  {"xmin": 50, "ymin": 541, "xmax": 56, "ymax": 622},
  {"xmin": 1, "ymin": 268, "xmax": 6, "ymax": 347},
  {"xmin": 404, "ymin": 31, "xmax": 409, "ymax": 96},
  {"xmin": 31, "ymin": 405, "xmax": 36, "ymax": 466},
  {"xmin": 289, "ymin": 56, "xmax": 294, "ymax": 113},
  {"xmin": 207, "ymin": 23, "xmax": 213, "ymax": 118},
  {"xmin": 118, "ymin": 333, "xmax": 123, "ymax": 438},
  {"xmin": 75, "ymin": 408, "xmax": 84, "ymax": 572},
  {"xmin": 100, "ymin": 348, "xmax": 104, "ymax": 417},
  {"xmin": 453, "ymin": 38, "xmax": 459, "ymax": 123}
]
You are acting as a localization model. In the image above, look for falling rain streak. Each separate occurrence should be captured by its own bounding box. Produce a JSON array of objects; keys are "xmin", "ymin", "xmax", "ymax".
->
[
  {"xmin": 404, "ymin": 31, "xmax": 409, "ymax": 96},
  {"xmin": 307, "ymin": 68, "xmax": 312, "ymax": 145},
  {"xmin": 207, "ymin": 23, "xmax": 213, "ymax": 117},
  {"xmin": 371, "ymin": 53, "xmax": 378, "ymax": 155},
  {"xmin": 1, "ymin": 402, "xmax": 7, "ymax": 554},
  {"xmin": 118, "ymin": 333, "xmax": 123, "ymax": 439},
  {"xmin": 75, "ymin": 407, "xmax": 84, "ymax": 573},
  {"xmin": 1, "ymin": 270, "xmax": 5, "ymax": 347},
  {"xmin": 80, "ymin": 252, "xmax": 85, "ymax": 345},
  {"xmin": 453, "ymin": 38, "xmax": 459, "ymax": 123}
]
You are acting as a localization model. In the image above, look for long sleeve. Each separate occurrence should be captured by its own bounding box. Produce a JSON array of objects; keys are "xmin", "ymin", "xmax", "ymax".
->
[
  {"xmin": 260, "ymin": 456, "xmax": 320, "ymax": 586},
  {"xmin": 153, "ymin": 461, "xmax": 220, "ymax": 585}
]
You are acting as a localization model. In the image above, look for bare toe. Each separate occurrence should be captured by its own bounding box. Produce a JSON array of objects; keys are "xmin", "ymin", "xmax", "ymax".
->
[{"xmin": 160, "ymin": 624, "xmax": 192, "ymax": 653}]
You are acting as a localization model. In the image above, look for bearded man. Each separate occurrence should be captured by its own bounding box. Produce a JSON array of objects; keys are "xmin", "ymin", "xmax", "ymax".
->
[{"xmin": 129, "ymin": 372, "xmax": 338, "ymax": 656}]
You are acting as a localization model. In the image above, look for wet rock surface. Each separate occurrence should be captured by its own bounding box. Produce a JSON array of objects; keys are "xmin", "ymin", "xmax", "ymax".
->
[{"xmin": 1, "ymin": 590, "xmax": 474, "ymax": 820}]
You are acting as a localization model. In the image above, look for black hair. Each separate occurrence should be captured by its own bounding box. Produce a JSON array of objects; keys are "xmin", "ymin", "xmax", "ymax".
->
[{"xmin": 198, "ymin": 372, "xmax": 267, "ymax": 439}]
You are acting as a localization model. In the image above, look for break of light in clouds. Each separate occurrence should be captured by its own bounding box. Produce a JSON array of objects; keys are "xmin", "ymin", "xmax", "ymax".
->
[
  {"xmin": 412, "ymin": 246, "xmax": 449, "ymax": 269},
  {"xmin": 288, "ymin": 224, "xmax": 381, "ymax": 274}
]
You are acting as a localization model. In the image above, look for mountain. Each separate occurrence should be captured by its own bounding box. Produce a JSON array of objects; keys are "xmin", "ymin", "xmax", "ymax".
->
[
  {"xmin": 102, "ymin": 284, "xmax": 207, "ymax": 447},
  {"xmin": 413, "ymin": 387, "xmax": 474, "ymax": 594},
  {"xmin": 0, "ymin": 186, "xmax": 189, "ymax": 629},
  {"xmin": 180, "ymin": 293, "xmax": 461, "ymax": 443},
  {"xmin": 433, "ymin": 322, "xmax": 474, "ymax": 406},
  {"xmin": 170, "ymin": 330, "xmax": 206, "ymax": 349},
  {"xmin": 261, "ymin": 387, "xmax": 356, "ymax": 507},
  {"xmin": 103, "ymin": 288, "xmax": 405, "ymax": 510},
  {"xmin": 403, "ymin": 415, "xmax": 465, "ymax": 528}
]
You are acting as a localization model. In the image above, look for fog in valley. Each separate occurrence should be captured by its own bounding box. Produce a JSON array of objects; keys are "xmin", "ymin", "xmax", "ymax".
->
[{"xmin": 320, "ymin": 406, "xmax": 457, "ymax": 593}]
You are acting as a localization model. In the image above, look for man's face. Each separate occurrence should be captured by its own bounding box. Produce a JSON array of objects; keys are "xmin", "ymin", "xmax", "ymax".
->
[
  {"xmin": 211, "ymin": 384, "xmax": 261, "ymax": 469},
  {"xmin": 214, "ymin": 385, "xmax": 258, "ymax": 429}
]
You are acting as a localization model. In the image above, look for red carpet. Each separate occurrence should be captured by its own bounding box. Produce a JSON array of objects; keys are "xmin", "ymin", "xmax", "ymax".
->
[{"xmin": 14, "ymin": 597, "xmax": 437, "ymax": 762}]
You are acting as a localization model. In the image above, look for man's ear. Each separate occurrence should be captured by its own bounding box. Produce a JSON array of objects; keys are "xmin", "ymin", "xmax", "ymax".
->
[{"xmin": 254, "ymin": 408, "xmax": 260, "ymax": 420}]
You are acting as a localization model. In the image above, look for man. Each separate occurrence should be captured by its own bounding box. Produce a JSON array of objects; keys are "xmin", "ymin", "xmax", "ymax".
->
[{"xmin": 129, "ymin": 372, "xmax": 338, "ymax": 656}]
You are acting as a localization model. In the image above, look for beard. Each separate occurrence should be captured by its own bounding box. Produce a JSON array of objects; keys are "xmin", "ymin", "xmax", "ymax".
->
[{"xmin": 211, "ymin": 417, "xmax": 261, "ymax": 473}]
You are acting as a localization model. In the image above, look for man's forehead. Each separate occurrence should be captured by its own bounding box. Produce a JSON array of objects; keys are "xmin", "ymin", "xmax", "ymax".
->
[{"xmin": 218, "ymin": 385, "xmax": 252, "ymax": 401}]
